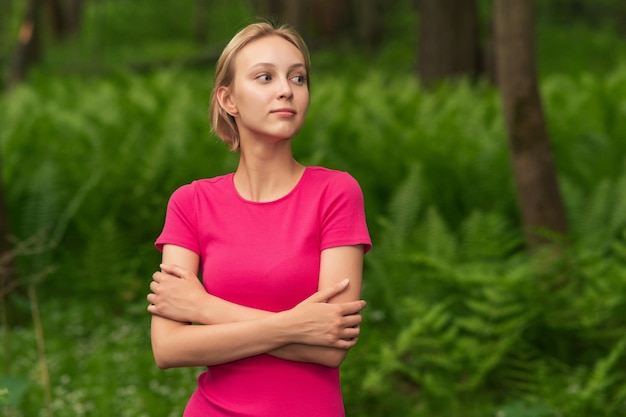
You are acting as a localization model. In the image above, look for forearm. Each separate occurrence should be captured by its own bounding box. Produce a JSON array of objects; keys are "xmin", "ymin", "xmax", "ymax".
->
[
  {"xmin": 151, "ymin": 313, "xmax": 291, "ymax": 369},
  {"xmin": 150, "ymin": 249, "xmax": 364, "ymax": 369},
  {"xmin": 197, "ymin": 296, "xmax": 350, "ymax": 367},
  {"xmin": 269, "ymin": 344, "xmax": 349, "ymax": 367}
]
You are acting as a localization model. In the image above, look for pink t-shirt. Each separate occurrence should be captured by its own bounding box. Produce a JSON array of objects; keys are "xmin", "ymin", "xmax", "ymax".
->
[{"xmin": 155, "ymin": 166, "xmax": 371, "ymax": 417}]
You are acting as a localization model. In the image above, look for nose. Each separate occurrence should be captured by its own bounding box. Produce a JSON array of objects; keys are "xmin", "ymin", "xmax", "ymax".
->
[{"xmin": 277, "ymin": 78, "xmax": 293, "ymax": 100}]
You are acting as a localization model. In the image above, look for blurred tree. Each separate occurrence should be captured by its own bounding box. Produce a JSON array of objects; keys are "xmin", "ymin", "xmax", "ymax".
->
[
  {"xmin": 8, "ymin": 0, "xmax": 42, "ymax": 89},
  {"xmin": 47, "ymin": 0, "xmax": 83, "ymax": 39},
  {"xmin": 194, "ymin": 0, "xmax": 209, "ymax": 44},
  {"xmin": 7, "ymin": 0, "xmax": 83, "ymax": 89},
  {"xmin": 415, "ymin": 0, "xmax": 482, "ymax": 85},
  {"xmin": 0, "ymin": 0, "xmax": 13, "ymax": 63},
  {"xmin": 352, "ymin": 0, "xmax": 386, "ymax": 49},
  {"xmin": 251, "ymin": 0, "xmax": 347, "ymax": 46},
  {"xmin": 251, "ymin": 0, "xmax": 384, "ymax": 50},
  {"xmin": 0, "ymin": 154, "xmax": 16, "ymax": 365},
  {"xmin": 493, "ymin": 0, "xmax": 568, "ymax": 249}
]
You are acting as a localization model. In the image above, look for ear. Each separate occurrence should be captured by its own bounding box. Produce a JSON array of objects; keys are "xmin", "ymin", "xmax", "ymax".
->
[{"xmin": 216, "ymin": 86, "xmax": 238, "ymax": 116}]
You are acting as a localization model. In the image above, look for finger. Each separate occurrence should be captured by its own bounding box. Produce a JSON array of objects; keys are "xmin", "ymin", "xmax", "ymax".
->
[
  {"xmin": 159, "ymin": 263, "xmax": 189, "ymax": 279},
  {"xmin": 304, "ymin": 279, "xmax": 350, "ymax": 303},
  {"xmin": 149, "ymin": 281, "xmax": 159, "ymax": 292},
  {"xmin": 147, "ymin": 293, "xmax": 155, "ymax": 304},
  {"xmin": 341, "ymin": 313, "xmax": 363, "ymax": 328},
  {"xmin": 340, "ymin": 327, "xmax": 361, "ymax": 340},
  {"xmin": 338, "ymin": 300, "xmax": 367, "ymax": 316},
  {"xmin": 335, "ymin": 337, "xmax": 359, "ymax": 350}
]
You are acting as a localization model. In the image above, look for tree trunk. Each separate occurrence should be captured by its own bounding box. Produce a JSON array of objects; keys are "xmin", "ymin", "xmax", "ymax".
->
[
  {"xmin": 65, "ymin": 0, "xmax": 84, "ymax": 36},
  {"xmin": 493, "ymin": 0, "xmax": 568, "ymax": 250},
  {"xmin": 252, "ymin": 0, "xmax": 281, "ymax": 18},
  {"xmin": 251, "ymin": 0, "xmax": 304, "ymax": 35},
  {"xmin": 310, "ymin": 0, "xmax": 349, "ymax": 44},
  {"xmin": 0, "ymin": 153, "xmax": 16, "ymax": 366},
  {"xmin": 8, "ymin": 0, "xmax": 42, "ymax": 89},
  {"xmin": 193, "ymin": 0, "xmax": 209, "ymax": 44},
  {"xmin": 352, "ymin": 0, "xmax": 385, "ymax": 50},
  {"xmin": 47, "ymin": 0, "xmax": 67, "ymax": 39},
  {"xmin": 47, "ymin": 0, "xmax": 83, "ymax": 38},
  {"xmin": 281, "ymin": 0, "xmax": 303, "ymax": 29},
  {"xmin": 416, "ymin": 0, "xmax": 480, "ymax": 85}
]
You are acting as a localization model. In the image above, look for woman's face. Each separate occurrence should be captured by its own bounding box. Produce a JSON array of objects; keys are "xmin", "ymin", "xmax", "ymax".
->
[{"xmin": 220, "ymin": 35, "xmax": 310, "ymax": 144}]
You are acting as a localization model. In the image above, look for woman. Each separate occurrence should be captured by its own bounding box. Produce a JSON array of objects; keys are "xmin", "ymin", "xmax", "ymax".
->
[{"xmin": 147, "ymin": 21, "xmax": 371, "ymax": 417}]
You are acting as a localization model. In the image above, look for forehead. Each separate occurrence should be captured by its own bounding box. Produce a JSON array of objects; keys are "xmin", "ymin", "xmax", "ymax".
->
[{"xmin": 235, "ymin": 35, "xmax": 305, "ymax": 70}]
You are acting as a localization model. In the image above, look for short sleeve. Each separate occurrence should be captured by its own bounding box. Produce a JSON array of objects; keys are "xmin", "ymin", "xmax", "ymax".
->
[
  {"xmin": 320, "ymin": 172, "xmax": 372, "ymax": 253},
  {"xmin": 155, "ymin": 183, "xmax": 201, "ymax": 254}
]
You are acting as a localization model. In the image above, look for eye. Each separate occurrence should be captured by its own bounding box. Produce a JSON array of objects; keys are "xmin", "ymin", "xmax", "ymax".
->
[
  {"xmin": 256, "ymin": 73, "xmax": 272, "ymax": 82},
  {"xmin": 291, "ymin": 74, "xmax": 307, "ymax": 85}
]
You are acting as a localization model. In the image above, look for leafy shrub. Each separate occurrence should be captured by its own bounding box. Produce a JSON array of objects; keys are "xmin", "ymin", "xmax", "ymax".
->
[{"xmin": 2, "ymin": 61, "xmax": 626, "ymax": 416}]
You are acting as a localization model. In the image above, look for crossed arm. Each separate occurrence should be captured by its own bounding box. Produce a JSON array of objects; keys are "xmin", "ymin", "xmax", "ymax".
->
[{"xmin": 147, "ymin": 244, "xmax": 366, "ymax": 369}]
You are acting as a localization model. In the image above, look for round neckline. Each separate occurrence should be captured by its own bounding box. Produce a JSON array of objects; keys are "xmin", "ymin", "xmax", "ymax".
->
[{"xmin": 230, "ymin": 166, "xmax": 309, "ymax": 205}]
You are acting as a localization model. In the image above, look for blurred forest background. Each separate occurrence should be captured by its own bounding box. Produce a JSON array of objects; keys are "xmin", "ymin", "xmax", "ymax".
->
[{"xmin": 2, "ymin": 0, "xmax": 626, "ymax": 416}]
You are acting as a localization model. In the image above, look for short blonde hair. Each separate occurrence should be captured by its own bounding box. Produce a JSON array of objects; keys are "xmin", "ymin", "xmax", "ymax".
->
[{"xmin": 209, "ymin": 22, "xmax": 311, "ymax": 152}]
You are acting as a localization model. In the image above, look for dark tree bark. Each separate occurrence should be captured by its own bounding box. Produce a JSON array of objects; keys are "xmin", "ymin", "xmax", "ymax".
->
[
  {"xmin": 493, "ymin": 0, "xmax": 568, "ymax": 250},
  {"xmin": 65, "ymin": 0, "xmax": 83, "ymax": 36},
  {"xmin": 310, "ymin": 0, "xmax": 350, "ymax": 43},
  {"xmin": 46, "ymin": 0, "xmax": 82, "ymax": 39},
  {"xmin": 251, "ymin": 0, "xmax": 303, "ymax": 33},
  {"xmin": 251, "ymin": 0, "xmax": 350, "ymax": 48},
  {"xmin": 0, "ymin": 158, "xmax": 12, "ymax": 276},
  {"xmin": 352, "ymin": 0, "xmax": 385, "ymax": 50},
  {"xmin": 252, "ymin": 0, "xmax": 280, "ymax": 18},
  {"xmin": 193, "ymin": 0, "xmax": 209, "ymax": 44},
  {"xmin": 0, "ymin": 154, "xmax": 16, "ymax": 363},
  {"xmin": 281, "ymin": 0, "xmax": 303, "ymax": 30},
  {"xmin": 416, "ymin": 0, "xmax": 481, "ymax": 85},
  {"xmin": 8, "ymin": 0, "xmax": 42, "ymax": 89},
  {"xmin": 47, "ymin": 0, "xmax": 67, "ymax": 39}
]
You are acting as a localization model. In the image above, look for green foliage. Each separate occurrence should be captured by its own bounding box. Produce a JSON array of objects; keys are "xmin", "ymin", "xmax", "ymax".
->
[
  {"xmin": 0, "ymin": 375, "xmax": 29, "ymax": 407},
  {"xmin": 2, "ymin": 49, "xmax": 626, "ymax": 417},
  {"xmin": 2, "ymin": 304, "xmax": 198, "ymax": 416}
]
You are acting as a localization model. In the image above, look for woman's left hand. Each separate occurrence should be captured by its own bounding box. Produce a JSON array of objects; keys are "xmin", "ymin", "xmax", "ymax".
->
[{"xmin": 147, "ymin": 264, "xmax": 209, "ymax": 324}]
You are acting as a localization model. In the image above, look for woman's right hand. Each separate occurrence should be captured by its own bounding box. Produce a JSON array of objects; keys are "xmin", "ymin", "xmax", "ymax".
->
[
  {"xmin": 281, "ymin": 279, "xmax": 366, "ymax": 349},
  {"xmin": 147, "ymin": 264, "xmax": 210, "ymax": 324}
]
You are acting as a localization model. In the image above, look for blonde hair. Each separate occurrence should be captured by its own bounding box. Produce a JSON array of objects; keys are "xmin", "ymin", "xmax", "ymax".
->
[{"xmin": 209, "ymin": 22, "xmax": 311, "ymax": 152}]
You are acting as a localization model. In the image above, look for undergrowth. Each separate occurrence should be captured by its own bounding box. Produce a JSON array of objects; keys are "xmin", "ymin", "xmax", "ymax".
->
[{"xmin": 1, "ymin": 61, "xmax": 626, "ymax": 416}]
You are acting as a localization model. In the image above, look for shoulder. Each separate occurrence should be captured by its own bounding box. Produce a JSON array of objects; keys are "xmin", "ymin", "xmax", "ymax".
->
[
  {"xmin": 303, "ymin": 167, "xmax": 365, "ymax": 208},
  {"xmin": 305, "ymin": 166, "xmax": 362, "ymax": 192},
  {"xmin": 169, "ymin": 174, "xmax": 232, "ymax": 202}
]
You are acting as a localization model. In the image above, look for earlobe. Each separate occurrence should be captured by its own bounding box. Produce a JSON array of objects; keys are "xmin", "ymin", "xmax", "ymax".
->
[{"xmin": 217, "ymin": 86, "xmax": 238, "ymax": 116}]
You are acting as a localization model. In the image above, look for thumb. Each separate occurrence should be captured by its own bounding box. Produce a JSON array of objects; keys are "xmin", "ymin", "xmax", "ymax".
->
[{"xmin": 302, "ymin": 279, "xmax": 349, "ymax": 304}]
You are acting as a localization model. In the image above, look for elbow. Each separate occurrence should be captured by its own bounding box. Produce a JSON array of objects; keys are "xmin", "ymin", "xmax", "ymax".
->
[
  {"xmin": 321, "ymin": 350, "xmax": 348, "ymax": 368},
  {"xmin": 153, "ymin": 354, "xmax": 173, "ymax": 370},
  {"xmin": 325, "ymin": 359, "xmax": 342, "ymax": 369},
  {"xmin": 151, "ymin": 339, "xmax": 179, "ymax": 370},
  {"xmin": 152, "ymin": 347, "xmax": 174, "ymax": 370}
]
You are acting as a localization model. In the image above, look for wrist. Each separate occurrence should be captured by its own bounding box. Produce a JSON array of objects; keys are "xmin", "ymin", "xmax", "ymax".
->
[
  {"xmin": 195, "ymin": 292, "xmax": 215, "ymax": 324},
  {"xmin": 272, "ymin": 310, "xmax": 297, "ymax": 345}
]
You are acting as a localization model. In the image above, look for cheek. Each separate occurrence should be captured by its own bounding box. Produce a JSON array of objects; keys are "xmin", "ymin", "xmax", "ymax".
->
[
  {"xmin": 299, "ymin": 93, "xmax": 310, "ymax": 113},
  {"xmin": 236, "ymin": 85, "xmax": 268, "ymax": 108}
]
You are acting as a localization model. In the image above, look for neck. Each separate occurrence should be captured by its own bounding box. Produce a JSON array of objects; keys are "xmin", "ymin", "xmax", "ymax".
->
[{"xmin": 234, "ymin": 139, "xmax": 304, "ymax": 202}]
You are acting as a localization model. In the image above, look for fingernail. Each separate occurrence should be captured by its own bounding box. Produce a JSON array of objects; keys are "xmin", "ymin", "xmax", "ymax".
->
[{"xmin": 341, "ymin": 279, "xmax": 349, "ymax": 286}]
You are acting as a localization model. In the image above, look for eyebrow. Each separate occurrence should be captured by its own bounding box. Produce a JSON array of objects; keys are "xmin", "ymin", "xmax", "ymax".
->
[{"xmin": 248, "ymin": 62, "xmax": 306, "ymax": 72}]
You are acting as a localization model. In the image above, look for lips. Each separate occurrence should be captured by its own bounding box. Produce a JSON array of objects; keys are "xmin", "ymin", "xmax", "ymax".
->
[{"xmin": 270, "ymin": 108, "xmax": 297, "ymax": 117}]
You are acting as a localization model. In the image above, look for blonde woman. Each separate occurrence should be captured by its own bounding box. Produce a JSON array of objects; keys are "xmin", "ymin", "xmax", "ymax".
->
[{"xmin": 147, "ymin": 21, "xmax": 371, "ymax": 417}]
